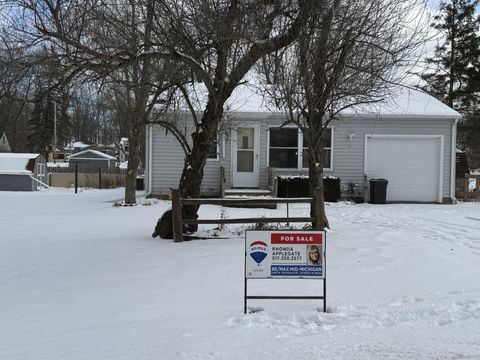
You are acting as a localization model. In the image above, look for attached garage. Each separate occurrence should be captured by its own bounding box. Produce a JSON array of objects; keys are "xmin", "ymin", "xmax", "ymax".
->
[{"xmin": 365, "ymin": 135, "xmax": 444, "ymax": 202}]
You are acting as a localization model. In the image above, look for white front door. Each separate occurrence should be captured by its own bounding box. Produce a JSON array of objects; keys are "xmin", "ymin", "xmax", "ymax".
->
[{"xmin": 232, "ymin": 125, "xmax": 260, "ymax": 188}]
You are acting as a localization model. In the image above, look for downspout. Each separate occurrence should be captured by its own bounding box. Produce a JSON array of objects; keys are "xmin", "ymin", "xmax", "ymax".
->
[
  {"xmin": 450, "ymin": 118, "xmax": 459, "ymax": 202},
  {"xmin": 145, "ymin": 124, "xmax": 153, "ymax": 197}
]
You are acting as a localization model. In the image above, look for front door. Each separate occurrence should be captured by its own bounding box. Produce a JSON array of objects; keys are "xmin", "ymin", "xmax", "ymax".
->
[{"xmin": 232, "ymin": 125, "xmax": 260, "ymax": 188}]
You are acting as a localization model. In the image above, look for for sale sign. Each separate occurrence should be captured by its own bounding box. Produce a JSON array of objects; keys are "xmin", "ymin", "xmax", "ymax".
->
[{"xmin": 245, "ymin": 230, "xmax": 325, "ymax": 279}]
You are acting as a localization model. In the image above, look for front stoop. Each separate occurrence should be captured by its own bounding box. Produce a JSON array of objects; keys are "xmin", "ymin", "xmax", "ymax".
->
[{"xmin": 223, "ymin": 188, "xmax": 277, "ymax": 209}]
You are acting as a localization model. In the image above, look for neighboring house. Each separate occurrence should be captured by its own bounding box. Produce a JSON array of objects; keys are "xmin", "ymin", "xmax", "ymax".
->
[
  {"xmin": 119, "ymin": 138, "xmax": 129, "ymax": 163},
  {"xmin": 0, "ymin": 133, "xmax": 11, "ymax": 153},
  {"xmin": 94, "ymin": 144, "xmax": 117, "ymax": 159},
  {"xmin": 145, "ymin": 86, "xmax": 461, "ymax": 203},
  {"xmin": 46, "ymin": 146, "xmax": 68, "ymax": 163},
  {"xmin": 64, "ymin": 140, "xmax": 91, "ymax": 153},
  {"xmin": 68, "ymin": 149, "xmax": 117, "ymax": 170},
  {"xmin": 0, "ymin": 153, "xmax": 47, "ymax": 191}
]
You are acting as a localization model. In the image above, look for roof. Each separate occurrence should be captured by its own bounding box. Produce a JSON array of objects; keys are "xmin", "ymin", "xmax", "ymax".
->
[
  {"xmin": 64, "ymin": 141, "xmax": 90, "ymax": 150},
  {"xmin": 341, "ymin": 86, "xmax": 462, "ymax": 119},
  {"xmin": 0, "ymin": 153, "xmax": 41, "ymax": 175},
  {"xmin": 47, "ymin": 162, "xmax": 69, "ymax": 168},
  {"xmin": 68, "ymin": 149, "xmax": 117, "ymax": 160},
  {"xmin": 177, "ymin": 82, "xmax": 461, "ymax": 119}
]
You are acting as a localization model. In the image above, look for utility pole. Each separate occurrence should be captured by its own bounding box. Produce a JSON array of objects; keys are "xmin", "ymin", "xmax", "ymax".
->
[{"xmin": 53, "ymin": 100, "xmax": 57, "ymax": 164}]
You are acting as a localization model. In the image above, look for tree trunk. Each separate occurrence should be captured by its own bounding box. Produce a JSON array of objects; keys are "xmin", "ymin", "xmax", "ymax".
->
[
  {"xmin": 124, "ymin": 131, "xmax": 141, "ymax": 205},
  {"xmin": 306, "ymin": 130, "xmax": 329, "ymax": 230},
  {"xmin": 178, "ymin": 101, "xmax": 223, "ymax": 232}
]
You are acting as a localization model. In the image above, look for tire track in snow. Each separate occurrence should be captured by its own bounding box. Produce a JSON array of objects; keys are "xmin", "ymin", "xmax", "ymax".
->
[{"xmin": 335, "ymin": 207, "xmax": 480, "ymax": 256}]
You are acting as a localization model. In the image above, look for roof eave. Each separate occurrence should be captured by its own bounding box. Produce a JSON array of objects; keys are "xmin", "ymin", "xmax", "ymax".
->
[{"xmin": 338, "ymin": 113, "xmax": 462, "ymax": 120}]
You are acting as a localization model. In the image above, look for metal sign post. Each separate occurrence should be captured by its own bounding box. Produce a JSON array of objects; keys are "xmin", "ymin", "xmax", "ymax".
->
[{"xmin": 244, "ymin": 230, "xmax": 327, "ymax": 314}]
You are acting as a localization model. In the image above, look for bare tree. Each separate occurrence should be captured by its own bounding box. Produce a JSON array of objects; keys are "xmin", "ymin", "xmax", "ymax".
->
[
  {"xmin": 259, "ymin": 0, "xmax": 428, "ymax": 229},
  {"xmin": 7, "ymin": 0, "xmax": 180, "ymax": 204},
  {"xmin": 0, "ymin": 30, "xmax": 34, "ymax": 152},
  {"xmin": 150, "ymin": 0, "xmax": 310, "ymax": 230}
]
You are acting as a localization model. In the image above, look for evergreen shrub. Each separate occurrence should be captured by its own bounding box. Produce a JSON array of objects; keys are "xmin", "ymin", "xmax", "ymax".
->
[{"xmin": 277, "ymin": 175, "xmax": 341, "ymax": 202}]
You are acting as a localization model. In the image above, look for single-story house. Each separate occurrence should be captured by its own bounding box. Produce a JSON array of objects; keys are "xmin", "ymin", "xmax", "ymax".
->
[
  {"xmin": 0, "ymin": 153, "xmax": 47, "ymax": 191},
  {"xmin": 69, "ymin": 149, "xmax": 118, "ymax": 170},
  {"xmin": 144, "ymin": 85, "xmax": 461, "ymax": 203}
]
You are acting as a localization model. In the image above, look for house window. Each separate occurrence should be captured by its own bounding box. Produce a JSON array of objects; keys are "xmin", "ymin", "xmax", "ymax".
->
[
  {"xmin": 269, "ymin": 127, "xmax": 332, "ymax": 169},
  {"xmin": 268, "ymin": 128, "xmax": 299, "ymax": 168},
  {"xmin": 302, "ymin": 128, "xmax": 332, "ymax": 169}
]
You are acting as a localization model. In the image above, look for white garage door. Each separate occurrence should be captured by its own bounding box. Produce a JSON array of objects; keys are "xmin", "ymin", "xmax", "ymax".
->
[{"xmin": 365, "ymin": 135, "xmax": 443, "ymax": 202}]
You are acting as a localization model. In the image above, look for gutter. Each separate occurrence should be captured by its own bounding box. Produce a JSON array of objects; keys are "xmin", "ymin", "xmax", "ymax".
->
[{"xmin": 450, "ymin": 118, "xmax": 459, "ymax": 202}]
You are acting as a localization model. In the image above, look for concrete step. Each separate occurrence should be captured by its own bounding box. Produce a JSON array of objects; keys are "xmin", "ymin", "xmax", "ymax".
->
[
  {"xmin": 224, "ymin": 188, "xmax": 273, "ymax": 197},
  {"xmin": 223, "ymin": 188, "xmax": 276, "ymax": 208}
]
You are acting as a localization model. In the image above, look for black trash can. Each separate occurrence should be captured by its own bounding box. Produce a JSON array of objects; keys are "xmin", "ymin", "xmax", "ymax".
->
[
  {"xmin": 369, "ymin": 178, "xmax": 388, "ymax": 204},
  {"xmin": 136, "ymin": 176, "xmax": 145, "ymax": 191}
]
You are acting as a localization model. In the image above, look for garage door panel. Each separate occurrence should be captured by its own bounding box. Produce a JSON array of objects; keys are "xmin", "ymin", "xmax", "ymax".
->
[{"xmin": 366, "ymin": 136, "xmax": 441, "ymax": 202}]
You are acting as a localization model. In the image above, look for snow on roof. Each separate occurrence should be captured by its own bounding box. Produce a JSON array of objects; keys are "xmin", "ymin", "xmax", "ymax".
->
[
  {"xmin": 177, "ymin": 81, "xmax": 461, "ymax": 118},
  {"xmin": 119, "ymin": 161, "xmax": 128, "ymax": 169},
  {"xmin": 172, "ymin": 82, "xmax": 274, "ymax": 114},
  {"xmin": 68, "ymin": 149, "xmax": 117, "ymax": 160},
  {"xmin": 47, "ymin": 162, "xmax": 70, "ymax": 168},
  {"xmin": 0, "ymin": 153, "xmax": 40, "ymax": 174},
  {"xmin": 65, "ymin": 141, "xmax": 90, "ymax": 150},
  {"xmin": 341, "ymin": 86, "xmax": 462, "ymax": 118}
]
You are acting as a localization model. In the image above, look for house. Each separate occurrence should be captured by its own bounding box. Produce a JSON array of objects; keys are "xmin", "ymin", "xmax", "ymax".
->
[
  {"xmin": 118, "ymin": 137, "xmax": 129, "ymax": 163},
  {"xmin": 68, "ymin": 149, "xmax": 118, "ymax": 170},
  {"xmin": 145, "ymin": 86, "xmax": 461, "ymax": 203},
  {"xmin": 0, "ymin": 153, "xmax": 47, "ymax": 191},
  {"xmin": 46, "ymin": 146, "xmax": 68, "ymax": 163},
  {"xmin": 0, "ymin": 133, "xmax": 11, "ymax": 153},
  {"xmin": 64, "ymin": 140, "xmax": 91, "ymax": 153}
]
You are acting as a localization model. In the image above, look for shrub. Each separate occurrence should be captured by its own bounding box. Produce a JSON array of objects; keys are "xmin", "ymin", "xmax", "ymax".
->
[
  {"xmin": 323, "ymin": 176, "xmax": 341, "ymax": 202},
  {"xmin": 277, "ymin": 175, "xmax": 341, "ymax": 202}
]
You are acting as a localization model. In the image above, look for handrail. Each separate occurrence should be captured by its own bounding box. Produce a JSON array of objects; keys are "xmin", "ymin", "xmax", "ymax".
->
[{"xmin": 30, "ymin": 175, "xmax": 52, "ymax": 189}]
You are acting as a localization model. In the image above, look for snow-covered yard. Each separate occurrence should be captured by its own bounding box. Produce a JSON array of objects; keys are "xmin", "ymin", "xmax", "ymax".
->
[{"xmin": 1, "ymin": 188, "xmax": 480, "ymax": 359}]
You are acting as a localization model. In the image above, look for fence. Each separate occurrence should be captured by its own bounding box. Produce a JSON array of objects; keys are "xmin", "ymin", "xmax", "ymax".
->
[
  {"xmin": 49, "ymin": 172, "xmax": 126, "ymax": 189},
  {"xmin": 171, "ymin": 187, "xmax": 324, "ymax": 242},
  {"xmin": 48, "ymin": 166, "xmax": 127, "ymax": 174}
]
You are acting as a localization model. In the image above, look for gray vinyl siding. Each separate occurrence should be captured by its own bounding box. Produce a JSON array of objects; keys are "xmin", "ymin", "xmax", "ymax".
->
[
  {"xmin": 331, "ymin": 117, "xmax": 455, "ymax": 199},
  {"xmin": 147, "ymin": 113, "xmax": 456, "ymax": 199},
  {"xmin": 148, "ymin": 113, "xmax": 285, "ymax": 196},
  {"xmin": 150, "ymin": 121, "xmax": 230, "ymax": 196},
  {"xmin": 0, "ymin": 174, "xmax": 34, "ymax": 191}
]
